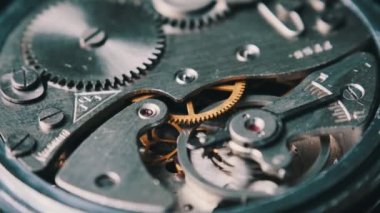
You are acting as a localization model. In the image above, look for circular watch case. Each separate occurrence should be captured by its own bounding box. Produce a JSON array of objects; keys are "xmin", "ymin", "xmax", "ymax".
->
[{"xmin": 0, "ymin": 0, "xmax": 379, "ymax": 212}]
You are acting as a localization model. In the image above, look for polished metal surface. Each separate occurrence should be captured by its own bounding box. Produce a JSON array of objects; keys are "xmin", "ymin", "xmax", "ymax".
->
[
  {"xmin": 0, "ymin": 0, "xmax": 379, "ymax": 212},
  {"xmin": 23, "ymin": 0, "xmax": 164, "ymax": 89},
  {"xmin": 56, "ymin": 99, "xmax": 172, "ymax": 212}
]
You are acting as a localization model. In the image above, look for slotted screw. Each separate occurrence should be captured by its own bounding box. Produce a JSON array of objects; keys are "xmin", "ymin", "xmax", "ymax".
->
[
  {"xmin": 11, "ymin": 67, "xmax": 39, "ymax": 91},
  {"xmin": 80, "ymin": 28, "xmax": 108, "ymax": 49},
  {"xmin": 7, "ymin": 132, "xmax": 36, "ymax": 157},
  {"xmin": 39, "ymin": 107, "xmax": 65, "ymax": 132},
  {"xmin": 175, "ymin": 68, "xmax": 198, "ymax": 85}
]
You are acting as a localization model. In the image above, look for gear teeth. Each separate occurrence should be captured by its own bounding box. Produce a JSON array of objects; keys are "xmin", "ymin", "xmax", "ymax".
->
[
  {"xmin": 22, "ymin": 0, "xmax": 166, "ymax": 91},
  {"xmin": 76, "ymin": 82, "xmax": 83, "ymax": 90},
  {"xmin": 114, "ymin": 77, "xmax": 122, "ymax": 86},
  {"xmin": 84, "ymin": 81, "xmax": 93, "ymax": 90},
  {"xmin": 169, "ymin": 81, "xmax": 246, "ymax": 125},
  {"xmin": 122, "ymin": 74, "xmax": 132, "ymax": 82},
  {"xmin": 145, "ymin": 0, "xmax": 230, "ymax": 31},
  {"xmin": 67, "ymin": 81, "xmax": 75, "ymax": 88},
  {"xmin": 67, "ymin": 80, "xmax": 75, "ymax": 87}
]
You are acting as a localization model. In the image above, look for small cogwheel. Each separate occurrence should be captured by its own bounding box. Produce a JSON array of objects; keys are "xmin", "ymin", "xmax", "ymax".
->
[
  {"xmin": 132, "ymin": 81, "xmax": 246, "ymax": 125},
  {"xmin": 146, "ymin": 0, "xmax": 230, "ymax": 30},
  {"xmin": 170, "ymin": 81, "xmax": 246, "ymax": 125},
  {"xmin": 140, "ymin": 123, "xmax": 182, "ymax": 163},
  {"xmin": 22, "ymin": 0, "xmax": 165, "ymax": 90}
]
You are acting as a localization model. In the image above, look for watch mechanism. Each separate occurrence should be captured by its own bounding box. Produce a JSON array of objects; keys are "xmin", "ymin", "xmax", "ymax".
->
[{"xmin": 0, "ymin": 0, "xmax": 380, "ymax": 212}]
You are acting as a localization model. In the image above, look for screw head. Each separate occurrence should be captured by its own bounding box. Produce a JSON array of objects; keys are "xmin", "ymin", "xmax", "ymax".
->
[
  {"xmin": 39, "ymin": 107, "xmax": 65, "ymax": 132},
  {"xmin": 245, "ymin": 117, "xmax": 266, "ymax": 134},
  {"xmin": 195, "ymin": 132, "xmax": 208, "ymax": 144},
  {"xmin": 229, "ymin": 109, "xmax": 280, "ymax": 147},
  {"xmin": 183, "ymin": 204, "xmax": 193, "ymax": 211},
  {"xmin": 80, "ymin": 28, "xmax": 108, "ymax": 49},
  {"xmin": 138, "ymin": 103, "xmax": 160, "ymax": 120},
  {"xmin": 236, "ymin": 44, "xmax": 260, "ymax": 62},
  {"xmin": 11, "ymin": 67, "xmax": 39, "ymax": 91},
  {"xmin": 7, "ymin": 132, "xmax": 36, "ymax": 157},
  {"xmin": 175, "ymin": 68, "xmax": 198, "ymax": 85},
  {"xmin": 95, "ymin": 172, "xmax": 120, "ymax": 189}
]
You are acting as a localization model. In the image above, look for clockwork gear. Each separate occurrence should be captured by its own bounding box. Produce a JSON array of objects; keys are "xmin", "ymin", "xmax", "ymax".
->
[
  {"xmin": 146, "ymin": 0, "xmax": 230, "ymax": 30},
  {"xmin": 132, "ymin": 81, "xmax": 247, "ymax": 125},
  {"xmin": 170, "ymin": 81, "xmax": 246, "ymax": 124},
  {"xmin": 140, "ymin": 122, "xmax": 182, "ymax": 164},
  {"xmin": 177, "ymin": 94, "xmax": 344, "ymax": 198},
  {"xmin": 0, "ymin": 0, "xmax": 380, "ymax": 212},
  {"xmin": 22, "ymin": 0, "xmax": 164, "ymax": 89}
]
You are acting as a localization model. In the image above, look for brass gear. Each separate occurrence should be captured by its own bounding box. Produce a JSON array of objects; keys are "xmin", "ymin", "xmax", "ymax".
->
[
  {"xmin": 132, "ymin": 81, "xmax": 246, "ymax": 125},
  {"xmin": 170, "ymin": 81, "xmax": 246, "ymax": 125},
  {"xmin": 140, "ymin": 122, "xmax": 182, "ymax": 163}
]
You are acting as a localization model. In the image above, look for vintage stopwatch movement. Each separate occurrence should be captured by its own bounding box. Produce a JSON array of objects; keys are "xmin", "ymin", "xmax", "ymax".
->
[{"xmin": 0, "ymin": 0, "xmax": 380, "ymax": 212}]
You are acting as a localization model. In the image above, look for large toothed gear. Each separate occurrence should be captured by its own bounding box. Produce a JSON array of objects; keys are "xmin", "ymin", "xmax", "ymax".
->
[
  {"xmin": 170, "ymin": 81, "xmax": 246, "ymax": 125},
  {"xmin": 22, "ymin": 0, "xmax": 165, "ymax": 90},
  {"xmin": 146, "ymin": 0, "xmax": 230, "ymax": 30}
]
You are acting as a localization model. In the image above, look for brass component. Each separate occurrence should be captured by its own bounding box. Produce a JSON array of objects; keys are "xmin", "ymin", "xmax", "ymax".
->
[
  {"xmin": 132, "ymin": 94, "xmax": 155, "ymax": 103},
  {"xmin": 152, "ymin": 149, "xmax": 177, "ymax": 163},
  {"xmin": 140, "ymin": 134, "xmax": 152, "ymax": 149},
  {"xmin": 139, "ymin": 122, "xmax": 182, "ymax": 164},
  {"xmin": 151, "ymin": 122, "xmax": 182, "ymax": 144},
  {"xmin": 132, "ymin": 81, "xmax": 246, "ymax": 125},
  {"xmin": 170, "ymin": 81, "xmax": 246, "ymax": 125}
]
